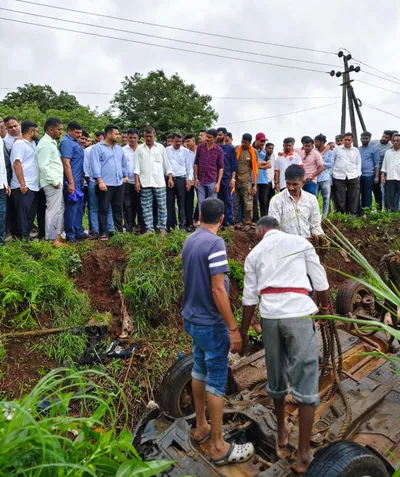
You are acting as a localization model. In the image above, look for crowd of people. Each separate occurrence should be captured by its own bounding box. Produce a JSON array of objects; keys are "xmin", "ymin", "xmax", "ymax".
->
[{"xmin": 0, "ymin": 112, "xmax": 399, "ymax": 246}]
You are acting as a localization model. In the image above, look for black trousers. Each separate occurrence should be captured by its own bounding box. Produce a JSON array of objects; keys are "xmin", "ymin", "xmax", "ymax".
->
[
  {"xmin": 11, "ymin": 188, "xmax": 38, "ymax": 239},
  {"xmin": 37, "ymin": 188, "xmax": 46, "ymax": 239},
  {"xmin": 333, "ymin": 177, "xmax": 360, "ymax": 215},
  {"xmin": 252, "ymin": 183, "xmax": 270, "ymax": 222},
  {"xmin": 123, "ymin": 183, "xmax": 145, "ymax": 233},
  {"xmin": 96, "ymin": 185, "xmax": 124, "ymax": 236},
  {"xmin": 185, "ymin": 185, "xmax": 195, "ymax": 227},
  {"xmin": 385, "ymin": 180, "xmax": 400, "ymax": 212},
  {"xmin": 166, "ymin": 176, "xmax": 186, "ymax": 229},
  {"xmin": 373, "ymin": 180, "xmax": 383, "ymax": 210}
]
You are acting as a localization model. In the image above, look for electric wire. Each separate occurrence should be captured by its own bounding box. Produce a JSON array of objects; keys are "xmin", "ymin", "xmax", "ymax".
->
[
  {"xmin": 357, "ymin": 80, "xmax": 400, "ymax": 97},
  {"xmin": 363, "ymin": 102, "xmax": 400, "ymax": 121},
  {"xmin": 221, "ymin": 101, "xmax": 340, "ymax": 126},
  {"xmin": 0, "ymin": 17, "xmax": 332, "ymax": 75},
  {"xmin": 353, "ymin": 57, "xmax": 400, "ymax": 84},
  {"xmin": 15, "ymin": 0, "xmax": 338, "ymax": 56},
  {"xmin": 0, "ymin": 8, "xmax": 342, "ymax": 69}
]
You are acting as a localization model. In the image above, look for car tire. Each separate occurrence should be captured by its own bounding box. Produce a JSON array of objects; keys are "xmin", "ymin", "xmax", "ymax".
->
[
  {"xmin": 157, "ymin": 354, "xmax": 194, "ymax": 418},
  {"xmin": 305, "ymin": 441, "xmax": 389, "ymax": 477}
]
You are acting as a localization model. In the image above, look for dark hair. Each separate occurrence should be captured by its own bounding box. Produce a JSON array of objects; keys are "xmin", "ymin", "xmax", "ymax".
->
[
  {"xmin": 226, "ymin": 132, "xmax": 232, "ymax": 139},
  {"xmin": 67, "ymin": 121, "xmax": 82, "ymax": 131},
  {"xmin": 392, "ymin": 133, "xmax": 400, "ymax": 140},
  {"xmin": 217, "ymin": 127, "xmax": 228, "ymax": 135},
  {"xmin": 201, "ymin": 198, "xmax": 225, "ymax": 224},
  {"xmin": 94, "ymin": 130, "xmax": 105, "ymax": 138},
  {"xmin": 344, "ymin": 132, "xmax": 353, "ymax": 138},
  {"xmin": 121, "ymin": 130, "xmax": 128, "ymax": 135},
  {"xmin": 361, "ymin": 131, "xmax": 372, "ymax": 138},
  {"xmin": 172, "ymin": 133, "xmax": 183, "ymax": 139},
  {"xmin": 104, "ymin": 123, "xmax": 119, "ymax": 135},
  {"xmin": 183, "ymin": 133, "xmax": 195, "ymax": 141},
  {"xmin": 265, "ymin": 142, "xmax": 274, "ymax": 148},
  {"xmin": 127, "ymin": 128, "xmax": 139, "ymax": 136},
  {"xmin": 206, "ymin": 128, "xmax": 218, "ymax": 138},
  {"xmin": 166, "ymin": 133, "xmax": 173, "ymax": 139},
  {"xmin": 314, "ymin": 133, "xmax": 327, "ymax": 143},
  {"xmin": 199, "ymin": 129, "xmax": 207, "ymax": 133},
  {"xmin": 383, "ymin": 130, "xmax": 392, "ymax": 136},
  {"xmin": 283, "ymin": 137, "xmax": 295, "ymax": 144},
  {"xmin": 335, "ymin": 134, "xmax": 344, "ymax": 140},
  {"xmin": 82, "ymin": 129, "xmax": 90, "ymax": 138},
  {"xmin": 242, "ymin": 133, "xmax": 252, "ymax": 143},
  {"xmin": 21, "ymin": 120, "xmax": 38, "ymax": 134},
  {"xmin": 256, "ymin": 216, "xmax": 279, "ymax": 232},
  {"xmin": 327, "ymin": 141, "xmax": 335, "ymax": 146},
  {"xmin": 302, "ymin": 136, "xmax": 314, "ymax": 145},
  {"xmin": 4, "ymin": 116, "xmax": 18, "ymax": 123},
  {"xmin": 44, "ymin": 117, "xmax": 62, "ymax": 132},
  {"xmin": 285, "ymin": 164, "xmax": 305, "ymax": 181},
  {"xmin": 144, "ymin": 126, "xmax": 156, "ymax": 134}
]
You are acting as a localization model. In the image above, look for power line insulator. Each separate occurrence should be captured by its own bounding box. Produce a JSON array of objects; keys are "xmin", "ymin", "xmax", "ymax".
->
[
  {"xmin": 336, "ymin": 71, "xmax": 342, "ymax": 78},
  {"xmin": 330, "ymin": 70, "xmax": 336, "ymax": 76},
  {"xmin": 355, "ymin": 66, "xmax": 361, "ymax": 73},
  {"xmin": 338, "ymin": 51, "xmax": 344, "ymax": 58},
  {"xmin": 349, "ymin": 65, "xmax": 355, "ymax": 72},
  {"xmin": 346, "ymin": 54, "xmax": 352, "ymax": 60}
]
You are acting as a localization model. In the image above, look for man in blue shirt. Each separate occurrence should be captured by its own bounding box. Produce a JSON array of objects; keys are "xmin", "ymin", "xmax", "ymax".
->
[
  {"xmin": 216, "ymin": 127, "xmax": 237, "ymax": 227},
  {"xmin": 60, "ymin": 121, "xmax": 86, "ymax": 242},
  {"xmin": 90, "ymin": 124, "xmax": 128, "ymax": 241},
  {"xmin": 252, "ymin": 132, "xmax": 270, "ymax": 222},
  {"xmin": 182, "ymin": 198, "xmax": 254, "ymax": 465},
  {"xmin": 359, "ymin": 131, "xmax": 380, "ymax": 209}
]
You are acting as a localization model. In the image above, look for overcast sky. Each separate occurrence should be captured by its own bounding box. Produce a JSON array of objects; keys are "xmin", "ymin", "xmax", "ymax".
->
[{"xmin": 1, "ymin": 0, "xmax": 400, "ymax": 147}]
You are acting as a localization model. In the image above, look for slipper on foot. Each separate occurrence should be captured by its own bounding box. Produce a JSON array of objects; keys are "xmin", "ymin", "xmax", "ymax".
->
[
  {"xmin": 191, "ymin": 431, "xmax": 211, "ymax": 445},
  {"xmin": 211, "ymin": 442, "xmax": 255, "ymax": 466}
]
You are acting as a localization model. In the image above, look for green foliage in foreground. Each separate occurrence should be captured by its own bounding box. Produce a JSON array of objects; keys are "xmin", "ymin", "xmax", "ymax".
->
[
  {"xmin": 0, "ymin": 368, "xmax": 172, "ymax": 476},
  {"xmin": 327, "ymin": 208, "xmax": 400, "ymax": 230}
]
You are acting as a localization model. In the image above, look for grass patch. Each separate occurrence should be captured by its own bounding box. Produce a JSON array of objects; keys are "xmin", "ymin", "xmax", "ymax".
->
[{"xmin": 229, "ymin": 259, "xmax": 245, "ymax": 289}]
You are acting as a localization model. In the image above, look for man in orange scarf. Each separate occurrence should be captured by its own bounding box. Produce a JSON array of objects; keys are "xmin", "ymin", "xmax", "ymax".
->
[{"xmin": 234, "ymin": 133, "xmax": 258, "ymax": 230}]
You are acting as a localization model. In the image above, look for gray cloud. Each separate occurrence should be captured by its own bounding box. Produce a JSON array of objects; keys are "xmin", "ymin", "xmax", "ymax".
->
[{"xmin": 1, "ymin": 0, "xmax": 400, "ymax": 147}]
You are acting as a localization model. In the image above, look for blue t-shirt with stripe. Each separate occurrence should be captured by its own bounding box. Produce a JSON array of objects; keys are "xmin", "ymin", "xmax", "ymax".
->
[{"xmin": 182, "ymin": 228, "xmax": 230, "ymax": 325}]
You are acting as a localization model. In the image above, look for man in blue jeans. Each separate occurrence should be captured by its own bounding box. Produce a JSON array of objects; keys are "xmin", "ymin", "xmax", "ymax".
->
[
  {"xmin": 359, "ymin": 131, "xmax": 380, "ymax": 210},
  {"xmin": 314, "ymin": 134, "xmax": 333, "ymax": 217},
  {"xmin": 60, "ymin": 121, "xmax": 87, "ymax": 243},
  {"xmin": 182, "ymin": 198, "xmax": 254, "ymax": 466}
]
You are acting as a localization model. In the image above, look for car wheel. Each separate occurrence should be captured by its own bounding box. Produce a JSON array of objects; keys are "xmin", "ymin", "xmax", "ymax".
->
[
  {"xmin": 305, "ymin": 441, "xmax": 389, "ymax": 477},
  {"xmin": 157, "ymin": 354, "xmax": 194, "ymax": 418}
]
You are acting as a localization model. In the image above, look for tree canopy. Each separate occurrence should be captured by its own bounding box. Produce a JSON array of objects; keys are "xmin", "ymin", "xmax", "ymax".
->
[{"xmin": 112, "ymin": 70, "xmax": 218, "ymax": 135}]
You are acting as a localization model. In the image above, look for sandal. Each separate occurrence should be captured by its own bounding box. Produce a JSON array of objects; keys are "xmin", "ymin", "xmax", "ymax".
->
[
  {"xmin": 191, "ymin": 430, "xmax": 211, "ymax": 445},
  {"xmin": 211, "ymin": 442, "xmax": 255, "ymax": 466}
]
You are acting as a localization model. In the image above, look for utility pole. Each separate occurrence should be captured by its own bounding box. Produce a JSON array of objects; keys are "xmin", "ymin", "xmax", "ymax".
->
[{"xmin": 331, "ymin": 51, "xmax": 366, "ymax": 147}]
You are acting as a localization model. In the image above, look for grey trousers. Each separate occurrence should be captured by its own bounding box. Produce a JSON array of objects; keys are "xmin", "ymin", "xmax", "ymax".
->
[
  {"xmin": 261, "ymin": 317, "xmax": 320, "ymax": 406},
  {"xmin": 43, "ymin": 185, "xmax": 64, "ymax": 240}
]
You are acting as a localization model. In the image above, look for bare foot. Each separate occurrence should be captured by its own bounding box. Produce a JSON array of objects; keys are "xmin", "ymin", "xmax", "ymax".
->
[
  {"xmin": 209, "ymin": 440, "xmax": 231, "ymax": 461},
  {"xmin": 294, "ymin": 451, "xmax": 313, "ymax": 474},
  {"xmin": 191, "ymin": 423, "xmax": 210, "ymax": 443},
  {"xmin": 278, "ymin": 423, "xmax": 290, "ymax": 447}
]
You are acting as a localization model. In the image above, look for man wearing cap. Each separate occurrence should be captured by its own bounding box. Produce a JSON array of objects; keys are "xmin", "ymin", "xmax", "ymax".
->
[
  {"xmin": 234, "ymin": 134, "xmax": 258, "ymax": 230},
  {"xmin": 252, "ymin": 133, "xmax": 270, "ymax": 221}
]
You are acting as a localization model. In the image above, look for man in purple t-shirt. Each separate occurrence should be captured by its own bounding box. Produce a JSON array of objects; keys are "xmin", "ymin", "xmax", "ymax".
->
[
  {"xmin": 194, "ymin": 128, "xmax": 224, "ymax": 211},
  {"xmin": 182, "ymin": 198, "xmax": 254, "ymax": 465}
]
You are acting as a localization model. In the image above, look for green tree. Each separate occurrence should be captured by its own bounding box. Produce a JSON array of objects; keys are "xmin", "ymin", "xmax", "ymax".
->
[
  {"xmin": 0, "ymin": 84, "xmax": 81, "ymax": 113},
  {"xmin": 112, "ymin": 70, "xmax": 218, "ymax": 135}
]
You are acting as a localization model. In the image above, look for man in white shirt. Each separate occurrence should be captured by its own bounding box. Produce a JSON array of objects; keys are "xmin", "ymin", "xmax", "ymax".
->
[
  {"xmin": 123, "ymin": 128, "xmax": 144, "ymax": 233},
  {"xmin": 240, "ymin": 216, "xmax": 330, "ymax": 475},
  {"xmin": 183, "ymin": 134, "xmax": 197, "ymax": 232},
  {"xmin": 166, "ymin": 133, "xmax": 193, "ymax": 231},
  {"xmin": 10, "ymin": 120, "xmax": 40, "ymax": 239},
  {"xmin": 0, "ymin": 118, "xmax": 11, "ymax": 245},
  {"xmin": 134, "ymin": 126, "xmax": 173, "ymax": 234},
  {"xmin": 331, "ymin": 132, "xmax": 361, "ymax": 215},
  {"xmin": 269, "ymin": 165, "xmax": 323, "ymax": 239},
  {"xmin": 3, "ymin": 116, "xmax": 21, "ymax": 153},
  {"xmin": 381, "ymin": 133, "xmax": 400, "ymax": 211},
  {"xmin": 274, "ymin": 137, "xmax": 303, "ymax": 192}
]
